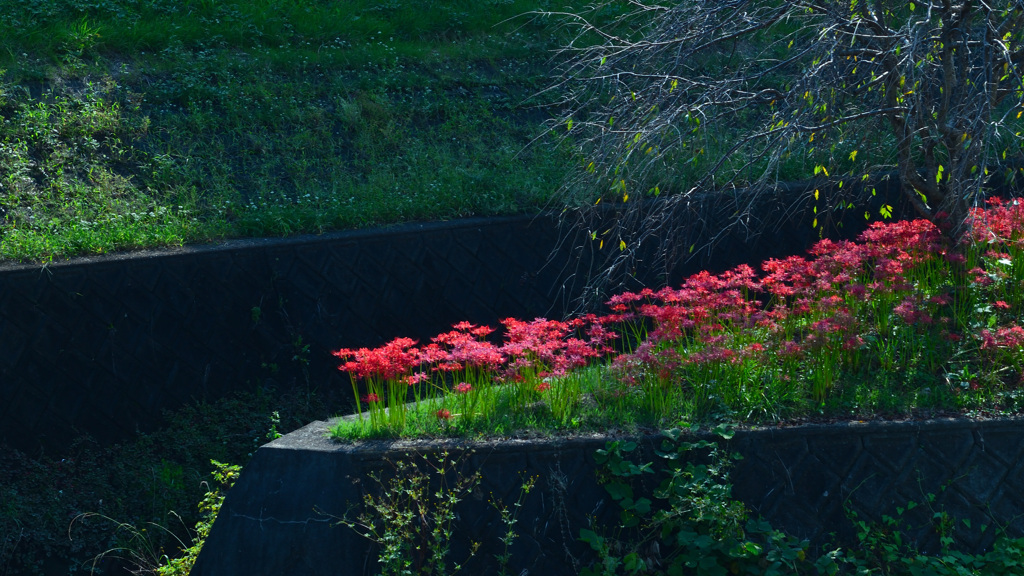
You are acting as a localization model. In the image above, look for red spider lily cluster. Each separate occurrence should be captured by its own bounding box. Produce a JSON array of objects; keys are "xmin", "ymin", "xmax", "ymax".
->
[
  {"xmin": 335, "ymin": 199, "xmax": 1024, "ymax": 432},
  {"xmin": 334, "ymin": 318, "xmax": 615, "ymax": 388},
  {"xmin": 334, "ymin": 337, "xmax": 420, "ymax": 381},
  {"xmin": 968, "ymin": 197, "xmax": 1024, "ymax": 247}
]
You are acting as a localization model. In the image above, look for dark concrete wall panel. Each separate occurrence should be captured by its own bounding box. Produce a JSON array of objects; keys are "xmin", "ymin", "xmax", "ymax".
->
[{"xmin": 193, "ymin": 418, "xmax": 1024, "ymax": 576}]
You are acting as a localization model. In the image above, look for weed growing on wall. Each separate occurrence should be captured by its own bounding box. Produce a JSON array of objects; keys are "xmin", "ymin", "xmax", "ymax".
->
[
  {"xmin": 331, "ymin": 451, "xmax": 542, "ymax": 576},
  {"xmin": 337, "ymin": 451, "xmax": 483, "ymax": 576},
  {"xmin": 835, "ymin": 497, "xmax": 1024, "ymax": 575},
  {"xmin": 581, "ymin": 426, "xmax": 1024, "ymax": 575},
  {"xmin": 582, "ymin": 425, "xmax": 817, "ymax": 575},
  {"xmin": 78, "ymin": 460, "xmax": 240, "ymax": 576},
  {"xmin": 153, "ymin": 460, "xmax": 241, "ymax": 576},
  {"xmin": 491, "ymin": 474, "xmax": 537, "ymax": 576}
]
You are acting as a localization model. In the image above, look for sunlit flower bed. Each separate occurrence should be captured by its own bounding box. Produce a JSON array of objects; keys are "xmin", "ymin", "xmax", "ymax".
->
[{"xmin": 332, "ymin": 198, "xmax": 1024, "ymax": 439}]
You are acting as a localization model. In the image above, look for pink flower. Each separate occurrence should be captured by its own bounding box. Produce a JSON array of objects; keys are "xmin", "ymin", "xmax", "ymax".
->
[
  {"xmin": 970, "ymin": 267, "xmax": 994, "ymax": 287},
  {"xmin": 848, "ymin": 284, "xmax": 868, "ymax": 300},
  {"xmin": 996, "ymin": 325, "xmax": 1024, "ymax": 349},
  {"xmin": 432, "ymin": 323, "xmax": 504, "ymax": 369},
  {"xmin": 404, "ymin": 372, "xmax": 429, "ymax": 385},
  {"xmin": 535, "ymin": 382, "xmax": 551, "ymax": 392},
  {"xmin": 843, "ymin": 335, "xmax": 865, "ymax": 351},
  {"xmin": 454, "ymin": 382, "xmax": 472, "ymax": 394},
  {"xmin": 435, "ymin": 362, "xmax": 463, "ymax": 372},
  {"xmin": 979, "ymin": 329, "xmax": 998, "ymax": 350},
  {"xmin": 944, "ymin": 252, "xmax": 967, "ymax": 265},
  {"xmin": 894, "ymin": 297, "xmax": 923, "ymax": 324},
  {"xmin": 361, "ymin": 393, "xmax": 380, "ymax": 404},
  {"xmin": 994, "ymin": 301, "xmax": 1012, "ymax": 310}
]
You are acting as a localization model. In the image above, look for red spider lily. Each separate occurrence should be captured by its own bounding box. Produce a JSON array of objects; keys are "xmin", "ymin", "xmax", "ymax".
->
[
  {"xmin": 685, "ymin": 345, "xmax": 739, "ymax": 367},
  {"xmin": 893, "ymin": 296, "xmax": 932, "ymax": 325},
  {"xmin": 500, "ymin": 317, "xmax": 606, "ymax": 374},
  {"xmin": 404, "ymin": 372, "xmax": 429, "ymax": 386},
  {"xmin": 999, "ymin": 325, "xmax": 1024, "ymax": 349},
  {"xmin": 434, "ymin": 361, "xmax": 463, "ymax": 373},
  {"xmin": 549, "ymin": 337, "xmax": 602, "ymax": 374},
  {"xmin": 986, "ymin": 250, "xmax": 1013, "ymax": 262},
  {"xmin": 777, "ymin": 340, "xmax": 805, "ymax": 360},
  {"xmin": 432, "ymin": 323, "xmax": 504, "ymax": 370},
  {"xmin": 843, "ymin": 335, "xmax": 865, "ymax": 351},
  {"xmin": 979, "ymin": 329, "xmax": 999, "ymax": 350},
  {"xmin": 418, "ymin": 343, "xmax": 448, "ymax": 364},
  {"xmin": 450, "ymin": 321, "xmax": 496, "ymax": 338},
  {"xmin": 584, "ymin": 321, "xmax": 620, "ymax": 351},
  {"xmin": 874, "ymin": 254, "xmax": 911, "ymax": 285},
  {"xmin": 858, "ymin": 218, "xmax": 943, "ymax": 259},
  {"xmin": 331, "ymin": 200, "xmax": 1024, "ymax": 429},
  {"xmin": 980, "ymin": 325, "xmax": 1024, "ymax": 350},
  {"xmin": 610, "ymin": 341, "xmax": 682, "ymax": 383},
  {"xmin": 762, "ymin": 255, "xmax": 815, "ymax": 299},
  {"xmin": 944, "ymin": 252, "xmax": 967, "ymax": 266},
  {"xmin": 718, "ymin": 263, "xmax": 761, "ymax": 292},
  {"xmin": 607, "ymin": 288, "xmax": 655, "ymax": 311},
  {"xmin": 969, "ymin": 267, "xmax": 995, "ymax": 287},
  {"xmin": 334, "ymin": 337, "xmax": 420, "ymax": 380},
  {"xmin": 638, "ymin": 304, "xmax": 698, "ymax": 342},
  {"xmin": 848, "ymin": 284, "xmax": 868, "ymax": 301},
  {"xmin": 361, "ymin": 393, "xmax": 380, "ymax": 404},
  {"xmin": 806, "ymin": 239, "xmax": 870, "ymax": 292},
  {"xmin": 435, "ymin": 409, "xmax": 452, "ymax": 420},
  {"xmin": 968, "ymin": 198, "xmax": 1024, "ymax": 246}
]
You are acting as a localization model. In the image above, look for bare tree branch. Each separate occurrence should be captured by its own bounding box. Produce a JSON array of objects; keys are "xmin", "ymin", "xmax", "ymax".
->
[{"xmin": 544, "ymin": 0, "xmax": 1024, "ymax": 300}]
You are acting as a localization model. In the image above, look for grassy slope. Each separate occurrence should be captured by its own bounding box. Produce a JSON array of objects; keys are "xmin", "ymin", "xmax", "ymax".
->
[{"xmin": 0, "ymin": 0, "xmax": 574, "ymax": 262}]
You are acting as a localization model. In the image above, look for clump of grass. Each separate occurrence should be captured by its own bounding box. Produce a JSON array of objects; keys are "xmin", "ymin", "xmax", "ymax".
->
[{"xmin": 331, "ymin": 198, "xmax": 1024, "ymax": 440}]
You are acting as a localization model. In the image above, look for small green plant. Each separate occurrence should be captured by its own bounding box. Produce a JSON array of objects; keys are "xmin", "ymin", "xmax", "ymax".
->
[
  {"xmin": 154, "ymin": 460, "xmax": 241, "ymax": 576},
  {"xmin": 836, "ymin": 495, "xmax": 1024, "ymax": 575},
  {"xmin": 266, "ymin": 411, "xmax": 283, "ymax": 441},
  {"xmin": 75, "ymin": 459, "xmax": 241, "ymax": 576},
  {"xmin": 581, "ymin": 425, "xmax": 817, "ymax": 576},
  {"xmin": 336, "ymin": 451, "xmax": 482, "ymax": 576},
  {"xmin": 491, "ymin": 474, "xmax": 537, "ymax": 576}
]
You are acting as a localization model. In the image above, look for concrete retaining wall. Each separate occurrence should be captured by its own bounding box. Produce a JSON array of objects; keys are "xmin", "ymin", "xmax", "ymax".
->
[{"xmin": 192, "ymin": 417, "xmax": 1024, "ymax": 575}]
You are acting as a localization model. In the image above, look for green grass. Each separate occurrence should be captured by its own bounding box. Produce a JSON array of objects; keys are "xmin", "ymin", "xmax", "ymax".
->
[{"xmin": 0, "ymin": 0, "xmax": 577, "ymax": 262}]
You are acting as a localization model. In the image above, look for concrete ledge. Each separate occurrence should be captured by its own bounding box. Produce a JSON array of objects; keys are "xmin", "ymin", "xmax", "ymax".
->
[{"xmin": 193, "ymin": 417, "xmax": 1024, "ymax": 575}]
